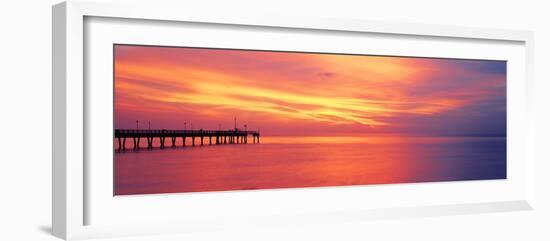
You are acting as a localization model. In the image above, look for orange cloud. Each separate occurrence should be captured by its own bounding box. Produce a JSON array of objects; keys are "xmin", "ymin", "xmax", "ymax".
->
[{"xmin": 114, "ymin": 45, "xmax": 506, "ymax": 136}]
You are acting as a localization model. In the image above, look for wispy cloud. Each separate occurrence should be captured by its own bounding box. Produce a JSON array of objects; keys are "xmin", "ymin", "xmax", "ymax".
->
[{"xmin": 114, "ymin": 45, "xmax": 506, "ymax": 136}]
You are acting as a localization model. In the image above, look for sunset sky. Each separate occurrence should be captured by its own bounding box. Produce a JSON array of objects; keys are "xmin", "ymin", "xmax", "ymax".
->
[{"xmin": 114, "ymin": 45, "xmax": 506, "ymax": 137}]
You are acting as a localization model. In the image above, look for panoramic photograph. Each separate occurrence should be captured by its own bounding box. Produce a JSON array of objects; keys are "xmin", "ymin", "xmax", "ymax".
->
[{"xmin": 113, "ymin": 44, "xmax": 507, "ymax": 195}]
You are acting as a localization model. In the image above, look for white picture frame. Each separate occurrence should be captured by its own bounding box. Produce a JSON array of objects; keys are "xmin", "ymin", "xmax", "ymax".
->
[{"xmin": 52, "ymin": 0, "xmax": 535, "ymax": 240}]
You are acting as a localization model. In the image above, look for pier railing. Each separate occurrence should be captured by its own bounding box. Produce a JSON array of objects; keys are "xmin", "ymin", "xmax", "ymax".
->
[{"xmin": 115, "ymin": 129, "xmax": 259, "ymax": 136}]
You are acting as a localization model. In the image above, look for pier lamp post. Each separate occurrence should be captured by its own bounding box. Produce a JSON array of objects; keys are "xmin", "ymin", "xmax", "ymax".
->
[
  {"xmin": 244, "ymin": 124, "xmax": 248, "ymax": 144},
  {"xmin": 136, "ymin": 120, "xmax": 139, "ymax": 130}
]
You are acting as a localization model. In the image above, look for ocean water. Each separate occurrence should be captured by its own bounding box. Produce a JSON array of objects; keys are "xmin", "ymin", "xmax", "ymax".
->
[{"xmin": 114, "ymin": 136, "xmax": 506, "ymax": 195}]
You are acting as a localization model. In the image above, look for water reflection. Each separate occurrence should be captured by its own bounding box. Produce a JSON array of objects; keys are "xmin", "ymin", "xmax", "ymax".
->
[{"xmin": 114, "ymin": 136, "xmax": 506, "ymax": 195}]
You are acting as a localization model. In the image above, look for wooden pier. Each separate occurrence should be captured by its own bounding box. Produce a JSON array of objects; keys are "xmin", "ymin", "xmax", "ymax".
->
[{"xmin": 114, "ymin": 129, "xmax": 260, "ymax": 150}]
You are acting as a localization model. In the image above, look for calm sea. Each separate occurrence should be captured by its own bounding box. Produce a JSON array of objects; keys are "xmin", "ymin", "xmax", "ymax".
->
[{"xmin": 114, "ymin": 136, "xmax": 506, "ymax": 195}]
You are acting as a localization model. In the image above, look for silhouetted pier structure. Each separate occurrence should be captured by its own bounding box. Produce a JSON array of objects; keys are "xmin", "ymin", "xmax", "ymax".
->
[{"xmin": 115, "ymin": 129, "xmax": 260, "ymax": 150}]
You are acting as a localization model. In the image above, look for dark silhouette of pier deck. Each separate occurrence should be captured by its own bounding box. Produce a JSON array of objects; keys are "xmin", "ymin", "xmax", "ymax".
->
[{"xmin": 115, "ymin": 129, "xmax": 260, "ymax": 150}]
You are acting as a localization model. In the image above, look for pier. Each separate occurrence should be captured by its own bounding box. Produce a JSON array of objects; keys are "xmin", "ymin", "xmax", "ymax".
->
[{"xmin": 115, "ymin": 129, "xmax": 260, "ymax": 150}]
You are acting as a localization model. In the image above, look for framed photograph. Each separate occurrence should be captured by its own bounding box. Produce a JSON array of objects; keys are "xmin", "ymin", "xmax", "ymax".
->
[{"xmin": 53, "ymin": 0, "xmax": 535, "ymax": 240}]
